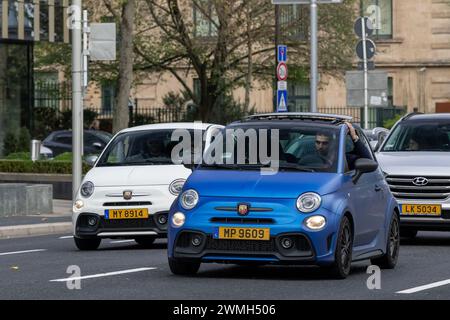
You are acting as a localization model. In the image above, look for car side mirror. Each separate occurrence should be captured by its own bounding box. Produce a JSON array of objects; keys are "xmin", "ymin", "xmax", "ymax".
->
[
  {"xmin": 353, "ymin": 158, "xmax": 378, "ymax": 184},
  {"xmin": 85, "ymin": 155, "xmax": 99, "ymax": 167}
]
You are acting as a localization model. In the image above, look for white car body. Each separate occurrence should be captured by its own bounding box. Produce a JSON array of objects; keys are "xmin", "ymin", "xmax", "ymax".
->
[{"xmin": 72, "ymin": 122, "xmax": 223, "ymax": 242}]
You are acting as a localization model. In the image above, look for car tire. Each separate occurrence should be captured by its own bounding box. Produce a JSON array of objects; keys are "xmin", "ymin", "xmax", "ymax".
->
[
  {"xmin": 168, "ymin": 258, "xmax": 200, "ymax": 276},
  {"xmin": 74, "ymin": 237, "xmax": 101, "ymax": 251},
  {"xmin": 400, "ymin": 228, "xmax": 418, "ymax": 239},
  {"xmin": 135, "ymin": 236, "xmax": 156, "ymax": 248},
  {"xmin": 371, "ymin": 213, "xmax": 400, "ymax": 269},
  {"xmin": 328, "ymin": 216, "xmax": 353, "ymax": 279}
]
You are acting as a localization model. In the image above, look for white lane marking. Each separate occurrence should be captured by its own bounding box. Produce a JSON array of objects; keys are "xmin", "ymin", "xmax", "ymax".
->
[
  {"xmin": 59, "ymin": 236, "xmax": 74, "ymax": 239},
  {"xmin": 397, "ymin": 279, "xmax": 450, "ymax": 294},
  {"xmin": 110, "ymin": 240, "xmax": 135, "ymax": 244},
  {"xmin": 0, "ymin": 249, "xmax": 47, "ymax": 256},
  {"xmin": 50, "ymin": 267, "xmax": 156, "ymax": 282}
]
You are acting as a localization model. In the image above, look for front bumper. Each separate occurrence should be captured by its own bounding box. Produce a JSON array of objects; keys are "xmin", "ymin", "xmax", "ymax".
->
[
  {"xmin": 398, "ymin": 202, "xmax": 450, "ymax": 230},
  {"xmin": 168, "ymin": 204, "xmax": 340, "ymax": 266},
  {"xmin": 75, "ymin": 211, "xmax": 169, "ymax": 239},
  {"xmin": 172, "ymin": 230, "xmax": 318, "ymax": 264}
]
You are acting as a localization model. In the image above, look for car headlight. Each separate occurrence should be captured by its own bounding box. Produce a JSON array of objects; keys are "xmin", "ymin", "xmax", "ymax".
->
[
  {"xmin": 80, "ymin": 181, "xmax": 95, "ymax": 198},
  {"xmin": 172, "ymin": 212, "xmax": 186, "ymax": 228},
  {"xmin": 296, "ymin": 192, "xmax": 321, "ymax": 213},
  {"xmin": 169, "ymin": 179, "xmax": 186, "ymax": 195},
  {"xmin": 180, "ymin": 189, "xmax": 199, "ymax": 210},
  {"xmin": 305, "ymin": 215, "xmax": 327, "ymax": 231}
]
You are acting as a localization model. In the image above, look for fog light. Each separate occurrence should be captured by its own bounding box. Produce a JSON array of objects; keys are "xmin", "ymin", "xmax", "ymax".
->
[
  {"xmin": 281, "ymin": 237, "xmax": 294, "ymax": 249},
  {"xmin": 88, "ymin": 217, "xmax": 98, "ymax": 226},
  {"xmin": 74, "ymin": 200, "xmax": 84, "ymax": 211},
  {"xmin": 191, "ymin": 235, "xmax": 202, "ymax": 247},
  {"xmin": 158, "ymin": 215, "xmax": 168, "ymax": 225},
  {"xmin": 305, "ymin": 215, "xmax": 327, "ymax": 231},
  {"xmin": 172, "ymin": 212, "xmax": 186, "ymax": 228}
]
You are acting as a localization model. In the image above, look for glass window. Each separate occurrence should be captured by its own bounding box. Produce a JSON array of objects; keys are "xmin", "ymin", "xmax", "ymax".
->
[
  {"xmin": 39, "ymin": 0, "xmax": 49, "ymax": 41},
  {"xmin": 97, "ymin": 129, "xmax": 201, "ymax": 167},
  {"xmin": 202, "ymin": 126, "xmax": 340, "ymax": 173},
  {"xmin": 387, "ymin": 77, "xmax": 393, "ymax": 107},
  {"xmin": 101, "ymin": 83, "xmax": 116, "ymax": 113},
  {"xmin": 280, "ymin": 5, "xmax": 308, "ymax": 41},
  {"xmin": 193, "ymin": 0, "xmax": 217, "ymax": 38},
  {"xmin": 24, "ymin": 0, "xmax": 35, "ymax": 40},
  {"xmin": 382, "ymin": 121, "xmax": 450, "ymax": 152},
  {"xmin": 8, "ymin": 0, "xmax": 19, "ymax": 39},
  {"xmin": 288, "ymin": 83, "xmax": 310, "ymax": 112},
  {"xmin": 361, "ymin": 0, "xmax": 392, "ymax": 39},
  {"xmin": 54, "ymin": 0, "xmax": 64, "ymax": 42}
]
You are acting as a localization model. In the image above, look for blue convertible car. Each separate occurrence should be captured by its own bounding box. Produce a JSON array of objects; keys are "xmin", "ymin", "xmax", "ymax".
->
[{"xmin": 168, "ymin": 113, "xmax": 400, "ymax": 278}]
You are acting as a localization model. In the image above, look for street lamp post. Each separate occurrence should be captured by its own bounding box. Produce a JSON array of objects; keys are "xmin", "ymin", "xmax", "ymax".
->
[
  {"xmin": 71, "ymin": 0, "xmax": 83, "ymax": 199},
  {"xmin": 275, "ymin": 4, "xmax": 281, "ymax": 111},
  {"xmin": 310, "ymin": 0, "xmax": 318, "ymax": 113}
]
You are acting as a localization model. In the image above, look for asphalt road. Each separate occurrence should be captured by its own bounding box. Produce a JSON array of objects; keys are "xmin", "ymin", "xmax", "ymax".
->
[{"xmin": 0, "ymin": 232, "xmax": 449, "ymax": 300}]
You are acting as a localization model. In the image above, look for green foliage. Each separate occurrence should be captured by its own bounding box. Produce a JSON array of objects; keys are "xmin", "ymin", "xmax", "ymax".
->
[
  {"xmin": 3, "ymin": 132, "xmax": 19, "ymax": 156},
  {"xmin": 18, "ymin": 127, "xmax": 31, "ymax": 152},
  {"xmin": 5, "ymin": 152, "xmax": 31, "ymax": 160},
  {"xmin": 0, "ymin": 160, "xmax": 90, "ymax": 174},
  {"xmin": 54, "ymin": 152, "xmax": 73, "ymax": 161},
  {"xmin": 383, "ymin": 114, "xmax": 403, "ymax": 129},
  {"xmin": 210, "ymin": 95, "xmax": 259, "ymax": 125},
  {"xmin": 2, "ymin": 128, "xmax": 32, "ymax": 156}
]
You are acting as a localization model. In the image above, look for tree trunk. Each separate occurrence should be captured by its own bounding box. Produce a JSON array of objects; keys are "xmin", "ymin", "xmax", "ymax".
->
[{"xmin": 113, "ymin": 0, "xmax": 135, "ymax": 133}]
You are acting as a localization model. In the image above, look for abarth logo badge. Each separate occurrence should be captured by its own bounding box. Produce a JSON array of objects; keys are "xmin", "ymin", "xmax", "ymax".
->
[
  {"xmin": 237, "ymin": 204, "xmax": 250, "ymax": 216},
  {"xmin": 123, "ymin": 191, "xmax": 133, "ymax": 200},
  {"xmin": 413, "ymin": 177, "xmax": 429, "ymax": 186}
]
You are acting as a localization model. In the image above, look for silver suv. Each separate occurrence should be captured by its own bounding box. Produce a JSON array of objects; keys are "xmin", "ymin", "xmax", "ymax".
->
[{"xmin": 376, "ymin": 113, "xmax": 450, "ymax": 238}]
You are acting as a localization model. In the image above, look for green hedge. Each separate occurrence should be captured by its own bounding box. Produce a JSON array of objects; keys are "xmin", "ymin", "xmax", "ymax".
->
[{"xmin": 0, "ymin": 160, "xmax": 90, "ymax": 174}]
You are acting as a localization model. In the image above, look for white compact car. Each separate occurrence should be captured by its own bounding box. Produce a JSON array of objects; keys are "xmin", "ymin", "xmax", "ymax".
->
[{"xmin": 72, "ymin": 122, "xmax": 223, "ymax": 250}]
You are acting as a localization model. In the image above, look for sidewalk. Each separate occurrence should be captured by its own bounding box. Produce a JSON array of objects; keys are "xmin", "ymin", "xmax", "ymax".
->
[{"xmin": 0, "ymin": 200, "xmax": 73, "ymax": 239}]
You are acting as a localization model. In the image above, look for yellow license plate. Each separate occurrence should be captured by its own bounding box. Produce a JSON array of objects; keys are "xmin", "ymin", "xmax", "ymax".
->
[
  {"xmin": 214, "ymin": 227, "xmax": 270, "ymax": 241},
  {"xmin": 400, "ymin": 205, "xmax": 442, "ymax": 216},
  {"xmin": 105, "ymin": 208, "xmax": 149, "ymax": 219}
]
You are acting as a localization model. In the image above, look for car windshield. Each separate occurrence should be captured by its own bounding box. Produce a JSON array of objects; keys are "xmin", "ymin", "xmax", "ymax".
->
[
  {"xmin": 201, "ymin": 125, "xmax": 339, "ymax": 173},
  {"xmin": 382, "ymin": 121, "xmax": 450, "ymax": 152},
  {"xmin": 96, "ymin": 129, "xmax": 203, "ymax": 167}
]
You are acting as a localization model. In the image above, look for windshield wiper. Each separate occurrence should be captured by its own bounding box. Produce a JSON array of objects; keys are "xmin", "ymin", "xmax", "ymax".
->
[{"xmin": 278, "ymin": 163, "xmax": 316, "ymax": 172}]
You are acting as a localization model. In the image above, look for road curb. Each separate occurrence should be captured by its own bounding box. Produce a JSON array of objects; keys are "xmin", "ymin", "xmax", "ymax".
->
[{"xmin": 0, "ymin": 222, "xmax": 72, "ymax": 240}]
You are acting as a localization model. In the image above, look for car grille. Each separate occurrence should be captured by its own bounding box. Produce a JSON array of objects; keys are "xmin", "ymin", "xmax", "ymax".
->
[
  {"xmin": 386, "ymin": 176, "xmax": 450, "ymax": 200},
  {"xmin": 100, "ymin": 218, "xmax": 157, "ymax": 229},
  {"xmin": 206, "ymin": 238, "xmax": 276, "ymax": 252},
  {"xmin": 103, "ymin": 202, "xmax": 152, "ymax": 207}
]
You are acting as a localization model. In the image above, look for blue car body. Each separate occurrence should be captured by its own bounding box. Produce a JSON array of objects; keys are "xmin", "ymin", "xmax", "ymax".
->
[{"xmin": 168, "ymin": 116, "xmax": 399, "ymax": 272}]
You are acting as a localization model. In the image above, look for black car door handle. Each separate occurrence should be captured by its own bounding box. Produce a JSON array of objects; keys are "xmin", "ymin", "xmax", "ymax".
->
[{"xmin": 375, "ymin": 185, "xmax": 382, "ymax": 192}]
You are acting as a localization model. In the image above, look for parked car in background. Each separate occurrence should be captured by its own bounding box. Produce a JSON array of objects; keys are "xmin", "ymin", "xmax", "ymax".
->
[
  {"xmin": 72, "ymin": 123, "xmax": 223, "ymax": 251},
  {"xmin": 376, "ymin": 113, "xmax": 450, "ymax": 238},
  {"xmin": 42, "ymin": 130, "xmax": 112, "ymax": 157},
  {"xmin": 168, "ymin": 113, "xmax": 399, "ymax": 279},
  {"xmin": 364, "ymin": 127, "xmax": 390, "ymax": 151}
]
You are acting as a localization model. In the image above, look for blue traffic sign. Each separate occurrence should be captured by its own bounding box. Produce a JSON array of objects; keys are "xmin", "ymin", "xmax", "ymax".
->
[
  {"xmin": 277, "ymin": 90, "xmax": 288, "ymax": 112},
  {"xmin": 278, "ymin": 45, "xmax": 287, "ymax": 63}
]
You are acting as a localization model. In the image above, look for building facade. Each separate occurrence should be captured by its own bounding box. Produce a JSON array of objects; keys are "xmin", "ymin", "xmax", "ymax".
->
[
  {"xmin": 318, "ymin": 0, "xmax": 450, "ymax": 113},
  {"xmin": 82, "ymin": 0, "xmax": 450, "ymax": 120},
  {"xmin": 0, "ymin": 0, "xmax": 69, "ymax": 156}
]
